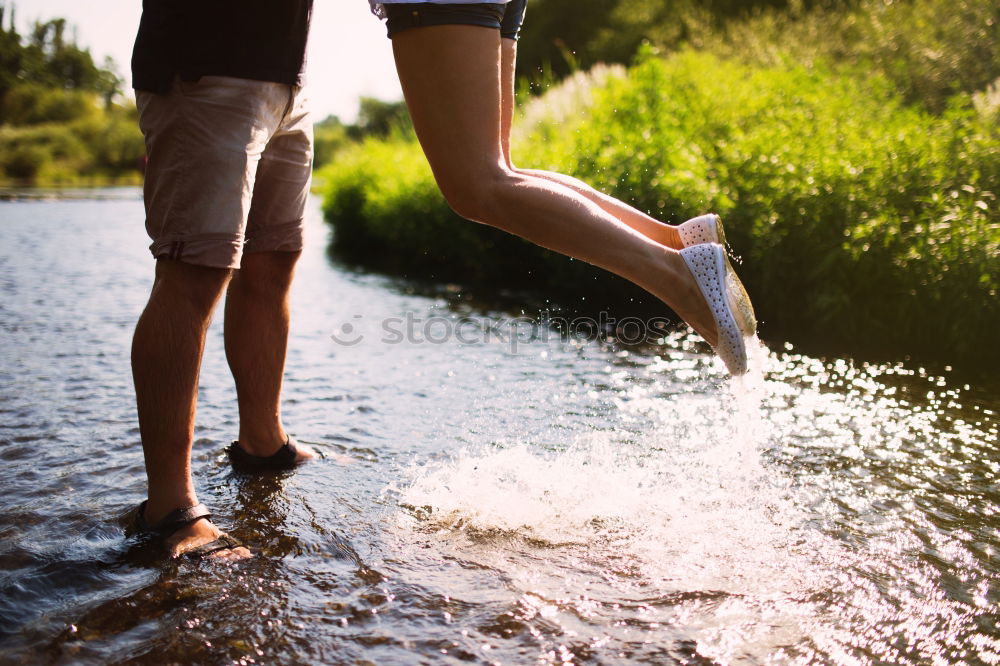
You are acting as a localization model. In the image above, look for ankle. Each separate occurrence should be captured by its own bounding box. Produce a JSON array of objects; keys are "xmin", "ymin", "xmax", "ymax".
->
[
  {"xmin": 144, "ymin": 490, "xmax": 199, "ymax": 525},
  {"xmin": 236, "ymin": 430, "xmax": 288, "ymax": 456},
  {"xmin": 661, "ymin": 225, "xmax": 683, "ymax": 250}
]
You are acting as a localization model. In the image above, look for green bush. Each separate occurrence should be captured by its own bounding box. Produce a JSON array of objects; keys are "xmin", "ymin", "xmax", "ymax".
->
[
  {"xmin": 313, "ymin": 116, "xmax": 350, "ymax": 169},
  {"xmin": 515, "ymin": 0, "xmax": 859, "ymax": 82},
  {"xmin": 0, "ymin": 123, "xmax": 88, "ymax": 178},
  {"xmin": 320, "ymin": 138, "xmax": 558, "ymax": 283},
  {"xmin": 0, "ymin": 107, "xmax": 144, "ymax": 183},
  {"xmin": 705, "ymin": 0, "xmax": 1000, "ymax": 113},
  {"xmin": 0, "ymin": 11, "xmax": 139, "ymax": 183},
  {"xmin": 70, "ymin": 108, "xmax": 144, "ymax": 174},
  {"xmin": 3, "ymin": 142, "xmax": 48, "ymax": 179},
  {"xmin": 319, "ymin": 51, "xmax": 1000, "ymax": 371},
  {"xmin": 0, "ymin": 83, "xmax": 102, "ymax": 125},
  {"xmin": 518, "ymin": 0, "xmax": 999, "ymax": 115}
]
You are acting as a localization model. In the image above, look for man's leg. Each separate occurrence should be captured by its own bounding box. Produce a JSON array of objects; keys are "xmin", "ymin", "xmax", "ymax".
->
[
  {"xmin": 132, "ymin": 259, "xmax": 251, "ymax": 559},
  {"xmin": 224, "ymin": 249, "xmax": 315, "ymax": 460}
]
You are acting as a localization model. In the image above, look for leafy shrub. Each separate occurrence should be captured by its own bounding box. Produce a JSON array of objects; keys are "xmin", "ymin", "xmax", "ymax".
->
[
  {"xmin": 0, "ymin": 123, "xmax": 88, "ymax": 179},
  {"xmin": 313, "ymin": 116, "xmax": 350, "ymax": 169},
  {"xmin": 3, "ymin": 142, "xmax": 48, "ymax": 179},
  {"xmin": 319, "ymin": 51, "xmax": 1000, "ymax": 371},
  {"xmin": 0, "ymin": 109, "xmax": 144, "ymax": 183},
  {"xmin": 705, "ymin": 0, "xmax": 1000, "ymax": 113},
  {"xmin": 320, "ymin": 138, "xmax": 563, "ymax": 284},
  {"xmin": 0, "ymin": 11, "xmax": 138, "ymax": 183},
  {"xmin": 1, "ymin": 83, "xmax": 101, "ymax": 125},
  {"xmin": 70, "ymin": 109, "xmax": 144, "ymax": 174},
  {"xmin": 516, "ymin": 0, "xmax": 858, "ymax": 82}
]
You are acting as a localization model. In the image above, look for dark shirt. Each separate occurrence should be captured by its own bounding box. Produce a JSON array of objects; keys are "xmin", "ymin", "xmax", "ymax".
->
[{"xmin": 132, "ymin": 0, "xmax": 313, "ymax": 93}]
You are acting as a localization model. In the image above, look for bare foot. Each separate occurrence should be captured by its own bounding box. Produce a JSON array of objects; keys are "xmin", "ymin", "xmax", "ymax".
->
[
  {"xmin": 139, "ymin": 503, "xmax": 252, "ymax": 561},
  {"xmin": 289, "ymin": 439, "xmax": 317, "ymax": 463},
  {"xmin": 165, "ymin": 517, "xmax": 252, "ymax": 561}
]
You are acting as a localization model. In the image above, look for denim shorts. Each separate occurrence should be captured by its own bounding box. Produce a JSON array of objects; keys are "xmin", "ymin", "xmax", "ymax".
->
[{"xmin": 383, "ymin": 0, "xmax": 527, "ymax": 40}]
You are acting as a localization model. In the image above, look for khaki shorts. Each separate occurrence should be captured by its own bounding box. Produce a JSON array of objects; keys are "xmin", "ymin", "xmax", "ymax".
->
[{"xmin": 137, "ymin": 76, "xmax": 313, "ymax": 269}]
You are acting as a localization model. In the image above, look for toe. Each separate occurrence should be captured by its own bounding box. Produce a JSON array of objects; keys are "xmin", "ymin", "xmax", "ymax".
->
[
  {"xmin": 294, "ymin": 441, "xmax": 319, "ymax": 462},
  {"xmin": 206, "ymin": 545, "xmax": 253, "ymax": 561},
  {"xmin": 167, "ymin": 518, "xmax": 252, "ymax": 560}
]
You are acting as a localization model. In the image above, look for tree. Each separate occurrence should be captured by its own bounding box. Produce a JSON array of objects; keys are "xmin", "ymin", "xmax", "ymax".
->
[
  {"xmin": 516, "ymin": 0, "xmax": 863, "ymax": 82},
  {"xmin": 348, "ymin": 97, "xmax": 411, "ymax": 139},
  {"xmin": 0, "ymin": 4, "xmax": 124, "ymax": 124}
]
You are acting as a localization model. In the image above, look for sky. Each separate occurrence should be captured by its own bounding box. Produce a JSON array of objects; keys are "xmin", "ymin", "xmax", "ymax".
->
[{"xmin": 13, "ymin": 0, "xmax": 404, "ymax": 122}]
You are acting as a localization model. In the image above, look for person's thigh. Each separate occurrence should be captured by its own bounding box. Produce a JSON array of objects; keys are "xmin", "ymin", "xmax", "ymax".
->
[
  {"xmin": 391, "ymin": 24, "xmax": 505, "ymax": 196},
  {"xmin": 138, "ymin": 76, "xmax": 290, "ymax": 269},
  {"xmin": 244, "ymin": 86, "xmax": 313, "ymax": 257}
]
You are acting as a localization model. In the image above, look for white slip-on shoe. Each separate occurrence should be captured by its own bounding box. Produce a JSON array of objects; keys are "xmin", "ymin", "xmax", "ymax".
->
[
  {"xmin": 679, "ymin": 243, "xmax": 757, "ymax": 376},
  {"xmin": 678, "ymin": 214, "xmax": 756, "ymax": 337},
  {"xmin": 677, "ymin": 213, "xmax": 726, "ymax": 248}
]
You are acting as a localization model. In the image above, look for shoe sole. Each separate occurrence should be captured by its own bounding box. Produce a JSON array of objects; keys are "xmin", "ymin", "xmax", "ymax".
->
[
  {"xmin": 701, "ymin": 215, "xmax": 756, "ymax": 338},
  {"xmin": 723, "ymin": 252, "xmax": 757, "ymax": 337},
  {"xmin": 710, "ymin": 213, "xmax": 727, "ymax": 249}
]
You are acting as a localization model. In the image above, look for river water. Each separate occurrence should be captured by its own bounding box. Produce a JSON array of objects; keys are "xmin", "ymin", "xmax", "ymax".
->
[{"xmin": 0, "ymin": 189, "xmax": 998, "ymax": 665}]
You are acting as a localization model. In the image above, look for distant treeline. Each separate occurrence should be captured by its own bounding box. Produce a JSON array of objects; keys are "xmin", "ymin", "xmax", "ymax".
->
[
  {"xmin": 517, "ymin": 0, "xmax": 856, "ymax": 80},
  {"xmin": 0, "ymin": 4, "xmax": 416, "ymax": 185},
  {"xmin": 0, "ymin": 5, "xmax": 144, "ymax": 183}
]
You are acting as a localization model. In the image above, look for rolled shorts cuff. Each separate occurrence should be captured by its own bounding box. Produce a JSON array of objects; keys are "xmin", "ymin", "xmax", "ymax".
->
[
  {"xmin": 150, "ymin": 234, "xmax": 244, "ymax": 270},
  {"xmin": 244, "ymin": 219, "xmax": 305, "ymax": 255}
]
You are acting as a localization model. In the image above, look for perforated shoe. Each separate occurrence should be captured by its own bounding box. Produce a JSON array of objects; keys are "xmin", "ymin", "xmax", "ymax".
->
[
  {"xmin": 679, "ymin": 243, "xmax": 757, "ymax": 375},
  {"xmin": 678, "ymin": 214, "xmax": 755, "ymax": 338},
  {"xmin": 677, "ymin": 213, "xmax": 727, "ymax": 248}
]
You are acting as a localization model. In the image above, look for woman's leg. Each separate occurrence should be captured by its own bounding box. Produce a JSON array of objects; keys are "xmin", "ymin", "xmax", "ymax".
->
[
  {"xmin": 497, "ymin": 38, "xmax": 683, "ymax": 250},
  {"xmin": 391, "ymin": 25, "xmax": 718, "ymax": 345}
]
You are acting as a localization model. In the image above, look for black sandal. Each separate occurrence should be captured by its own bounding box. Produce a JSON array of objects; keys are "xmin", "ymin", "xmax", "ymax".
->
[
  {"xmin": 226, "ymin": 435, "xmax": 300, "ymax": 472},
  {"xmin": 129, "ymin": 500, "xmax": 246, "ymax": 559}
]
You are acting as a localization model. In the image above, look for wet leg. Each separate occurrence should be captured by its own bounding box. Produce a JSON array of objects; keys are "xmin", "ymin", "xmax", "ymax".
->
[
  {"xmin": 224, "ymin": 250, "xmax": 316, "ymax": 461},
  {"xmin": 132, "ymin": 259, "xmax": 251, "ymax": 559}
]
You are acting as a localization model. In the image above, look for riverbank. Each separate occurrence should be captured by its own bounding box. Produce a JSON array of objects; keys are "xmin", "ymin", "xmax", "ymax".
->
[
  {"xmin": 0, "ymin": 173, "xmax": 143, "ymax": 190},
  {"xmin": 318, "ymin": 50, "xmax": 1000, "ymax": 375}
]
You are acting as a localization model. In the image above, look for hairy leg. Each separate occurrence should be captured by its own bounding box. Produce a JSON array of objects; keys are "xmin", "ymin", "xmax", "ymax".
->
[
  {"xmin": 392, "ymin": 26, "xmax": 717, "ymax": 343},
  {"xmin": 497, "ymin": 38, "xmax": 683, "ymax": 250},
  {"xmin": 132, "ymin": 259, "xmax": 250, "ymax": 559},
  {"xmin": 224, "ymin": 250, "xmax": 315, "ymax": 461}
]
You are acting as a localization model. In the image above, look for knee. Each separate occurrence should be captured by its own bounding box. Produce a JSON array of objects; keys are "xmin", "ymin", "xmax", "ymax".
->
[
  {"xmin": 232, "ymin": 250, "xmax": 300, "ymax": 296},
  {"xmin": 151, "ymin": 259, "xmax": 232, "ymax": 316},
  {"xmin": 437, "ymin": 167, "xmax": 516, "ymax": 225}
]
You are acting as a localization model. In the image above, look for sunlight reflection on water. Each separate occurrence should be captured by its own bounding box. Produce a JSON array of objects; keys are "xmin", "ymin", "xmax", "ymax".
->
[
  {"xmin": 391, "ymin": 333, "xmax": 999, "ymax": 664},
  {"xmin": 1, "ymin": 192, "xmax": 998, "ymax": 665}
]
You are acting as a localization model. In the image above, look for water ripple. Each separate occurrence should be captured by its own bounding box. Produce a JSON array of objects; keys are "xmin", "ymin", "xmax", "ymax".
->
[{"xmin": 0, "ymin": 191, "xmax": 997, "ymax": 664}]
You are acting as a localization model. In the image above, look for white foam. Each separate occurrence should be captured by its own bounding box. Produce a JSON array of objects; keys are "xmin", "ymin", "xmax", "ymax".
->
[{"xmin": 398, "ymin": 335, "xmax": 830, "ymax": 597}]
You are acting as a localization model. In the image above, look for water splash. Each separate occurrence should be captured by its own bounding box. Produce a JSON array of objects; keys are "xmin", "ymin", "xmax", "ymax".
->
[{"xmin": 397, "ymin": 334, "xmax": 828, "ymax": 599}]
